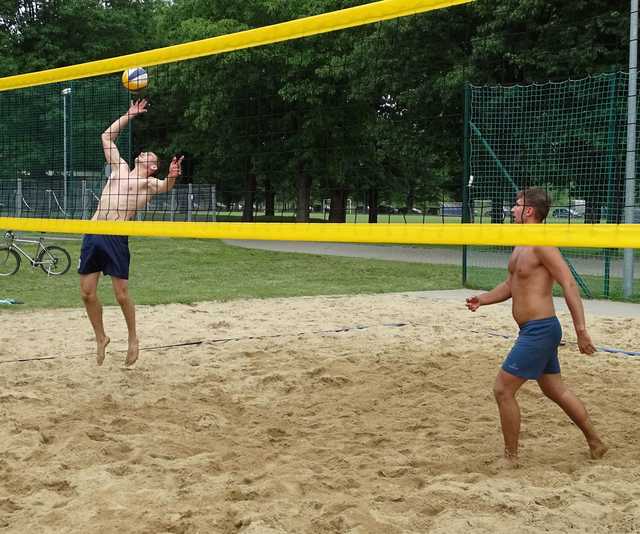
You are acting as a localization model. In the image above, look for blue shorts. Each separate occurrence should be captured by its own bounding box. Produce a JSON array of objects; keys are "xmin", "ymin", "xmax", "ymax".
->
[
  {"xmin": 78, "ymin": 234, "xmax": 130, "ymax": 279},
  {"xmin": 502, "ymin": 316, "xmax": 562, "ymax": 380}
]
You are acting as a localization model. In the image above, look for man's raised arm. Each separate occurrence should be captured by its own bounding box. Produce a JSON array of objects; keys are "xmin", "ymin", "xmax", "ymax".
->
[
  {"xmin": 149, "ymin": 156, "xmax": 184, "ymax": 195},
  {"xmin": 101, "ymin": 99, "xmax": 148, "ymax": 166}
]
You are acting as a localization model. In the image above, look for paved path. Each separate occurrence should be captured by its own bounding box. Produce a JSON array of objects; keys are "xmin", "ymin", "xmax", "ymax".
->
[
  {"xmin": 225, "ymin": 240, "xmax": 634, "ymax": 276},
  {"xmin": 225, "ymin": 240, "xmax": 471, "ymax": 265}
]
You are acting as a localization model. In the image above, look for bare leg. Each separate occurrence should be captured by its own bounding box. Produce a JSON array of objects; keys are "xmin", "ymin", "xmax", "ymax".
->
[
  {"xmin": 112, "ymin": 277, "xmax": 139, "ymax": 366},
  {"xmin": 537, "ymin": 373, "xmax": 607, "ymax": 459},
  {"xmin": 493, "ymin": 370, "xmax": 528, "ymax": 465},
  {"xmin": 80, "ymin": 272, "xmax": 110, "ymax": 365}
]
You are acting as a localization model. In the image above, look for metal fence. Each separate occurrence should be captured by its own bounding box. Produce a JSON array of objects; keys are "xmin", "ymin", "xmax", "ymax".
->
[
  {"xmin": 0, "ymin": 177, "xmax": 475, "ymax": 223},
  {"xmin": 0, "ymin": 178, "xmax": 218, "ymax": 222}
]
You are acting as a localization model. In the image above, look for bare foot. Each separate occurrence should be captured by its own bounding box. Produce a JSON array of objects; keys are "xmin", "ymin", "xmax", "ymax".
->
[
  {"xmin": 502, "ymin": 449, "xmax": 520, "ymax": 469},
  {"xmin": 487, "ymin": 456, "xmax": 520, "ymax": 473},
  {"xmin": 589, "ymin": 440, "xmax": 608, "ymax": 460},
  {"xmin": 496, "ymin": 449, "xmax": 520, "ymax": 469},
  {"xmin": 498, "ymin": 456, "xmax": 520, "ymax": 469},
  {"xmin": 125, "ymin": 337, "xmax": 139, "ymax": 367},
  {"xmin": 96, "ymin": 336, "xmax": 110, "ymax": 366}
]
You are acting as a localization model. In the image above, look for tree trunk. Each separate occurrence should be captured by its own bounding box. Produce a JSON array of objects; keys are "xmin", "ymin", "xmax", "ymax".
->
[
  {"xmin": 328, "ymin": 187, "xmax": 347, "ymax": 223},
  {"xmin": 584, "ymin": 201, "xmax": 601, "ymax": 224},
  {"xmin": 368, "ymin": 188, "xmax": 378, "ymax": 223},
  {"xmin": 295, "ymin": 160, "xmax": 311, "ymax": 222},
  {"xmin": 264, "ymin": 178, "xmax": 275, "ymax": 217},
  {"xmin": 490, "ymin": 193, "xmax": 505, "ymax": 224},
  {"xmin": 242, "ymin": 171, "xmax": 256, "ymax": 222},
  {"xmin": 405, "ymin": 188, "xmax": 415, "ymax": 212}
]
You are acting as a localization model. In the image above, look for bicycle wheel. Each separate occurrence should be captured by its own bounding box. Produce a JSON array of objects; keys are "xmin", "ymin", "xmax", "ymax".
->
[
  {"xmin": 0, "ymin": 246, "xmax": 20, "ymax": 276},
  {"xmin": 37, "ymin": 245, "xmax": 71, "ymax": 275}
]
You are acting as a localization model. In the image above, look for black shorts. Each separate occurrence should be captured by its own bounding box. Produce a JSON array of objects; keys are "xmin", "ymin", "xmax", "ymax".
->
[{"xmin": 78, "ymin": 234, "xmax": 130, "ymax": 279}]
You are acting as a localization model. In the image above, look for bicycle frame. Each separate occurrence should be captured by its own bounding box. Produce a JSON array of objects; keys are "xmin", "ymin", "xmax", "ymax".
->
[
  {"xmin": 4, "ymin": 232, "xmax": 48, "ymax": 266},
  {"xmin": 1, "ymin": 231, "xmax": 72, "ymax": 277}
]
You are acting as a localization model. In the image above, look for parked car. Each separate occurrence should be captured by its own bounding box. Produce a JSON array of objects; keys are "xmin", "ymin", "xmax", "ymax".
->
[
  {"xmin": 483, "ymin": 207, "xmax": 511, "ymax": 220},
  {"xmin": 398, "ymin": 207, "xmax": 422, "ymax": 215},
  {"xmin": 377, "ymin": 204, "xmax": 398, "ymax": 214},
  {"xmin": 552, "ymin": 207, "xmax": 580, "ymax": 218}
]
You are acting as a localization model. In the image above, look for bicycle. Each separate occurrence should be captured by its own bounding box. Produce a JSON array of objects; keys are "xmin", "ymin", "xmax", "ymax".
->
[{"xmin": 0, "ymin": 231, "xmax": 72, "ymax": 276}]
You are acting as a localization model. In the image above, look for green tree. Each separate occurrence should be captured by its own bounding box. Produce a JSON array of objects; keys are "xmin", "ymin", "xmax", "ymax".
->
[
  {"xmin": 471, "ymin": 0, "xmax": 627, "ymax": 84},
  {"xmin": 0, "ymin": 0, "xmax": 158, "ymax": 74}
]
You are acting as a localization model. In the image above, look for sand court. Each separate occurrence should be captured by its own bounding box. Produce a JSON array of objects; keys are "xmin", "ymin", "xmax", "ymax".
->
[{"xmin": 1, "ymin": 292, "xmax": 639, "ymax": 533}]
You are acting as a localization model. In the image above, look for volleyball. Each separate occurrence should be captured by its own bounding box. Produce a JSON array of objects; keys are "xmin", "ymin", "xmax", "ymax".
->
[{"xmin": 122, "ymin": 67, "xmax": 148, "ymax": 91}]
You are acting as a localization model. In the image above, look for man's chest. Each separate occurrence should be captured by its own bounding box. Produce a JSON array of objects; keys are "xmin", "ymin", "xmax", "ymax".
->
[
  {"xmin": 508, "ymin": 247, "xmax": 541, "ymax": 278},
  {"xmin": 105, "ymin": 178, "xmax": 148, "ymax": 197}
]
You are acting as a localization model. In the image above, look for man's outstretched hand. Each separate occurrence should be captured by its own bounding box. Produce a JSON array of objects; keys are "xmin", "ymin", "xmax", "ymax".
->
[
  {"xmin": 466, "ymin": 295, "xmax": 481, "ymax": 312},
  {"xmin": 128, "ymin": 99, "xmax": 149, "ymax": 117},
  {"xmin": 168, "ymin": 155, "xmax": 185, "ymax": 179}
]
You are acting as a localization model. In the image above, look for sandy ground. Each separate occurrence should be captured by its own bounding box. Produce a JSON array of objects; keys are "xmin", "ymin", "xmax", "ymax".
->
[{"xmin": 1, "ymin": 292, "xmax": 640, "ymax": 534}]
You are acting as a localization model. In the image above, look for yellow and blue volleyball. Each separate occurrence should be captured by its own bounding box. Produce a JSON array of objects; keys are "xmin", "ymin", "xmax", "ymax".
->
[{"xmin": 121, "ymin": 67, "xmax": 148, "ymax": 91}]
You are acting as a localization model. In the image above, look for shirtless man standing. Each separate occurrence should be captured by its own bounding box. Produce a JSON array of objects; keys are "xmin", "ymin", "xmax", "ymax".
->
[
  {"xmin": 466, "ymin": 187, "xmax": 607, "ymax": 465},
  {"xmin": 79, "ymin": 99, "xmax": 183, "ymax": 366}
]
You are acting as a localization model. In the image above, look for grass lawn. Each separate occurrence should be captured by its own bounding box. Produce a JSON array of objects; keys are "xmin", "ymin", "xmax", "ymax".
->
[
  {"xmin": 0, "ymin": 237, "xmax": 464, "ymax": 310},
  {"xmin": 188, "ymin": 211, "xmax": 606, "ymax": 225},
  {"xmin": 3, "ymin": 236, "xmax": 636, "ymax": 310}
]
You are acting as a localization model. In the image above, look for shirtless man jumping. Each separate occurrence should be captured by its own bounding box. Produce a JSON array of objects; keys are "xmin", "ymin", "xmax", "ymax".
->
[
  {"xmin": 466, "ymin": 187, "xmax": 607, "ymax": 465},
  {"xmin": 79, "ymin": 99, "xmax": 183, "ymax": 366}
]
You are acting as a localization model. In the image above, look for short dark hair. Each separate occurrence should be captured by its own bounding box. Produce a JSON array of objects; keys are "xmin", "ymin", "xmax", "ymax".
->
[{"xmin": 517, "ymin": 188, "xmax": 551, "ymax": 221}]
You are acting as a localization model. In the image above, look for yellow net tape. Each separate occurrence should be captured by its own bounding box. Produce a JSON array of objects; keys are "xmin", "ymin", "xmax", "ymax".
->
[{"xmin": 2, "ymin": 218, "xmax": 640, "ymax": 249}]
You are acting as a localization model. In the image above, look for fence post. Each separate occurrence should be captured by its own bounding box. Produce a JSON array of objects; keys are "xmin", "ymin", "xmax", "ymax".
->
[
  {"xmin": 624, "ymin": 0, "xmax": 639, "ymax": 297},
  {"xmin": 462, "ymin": 83, "xmax": 471, "ymax": 286},
  {"xmin": 211, "ymin": 185, "xmax": 217, "ymax": 222},
  {"xmin": 81, "ymin": 180, "xmax": 87, "ymax": 220},
  {"xmin": 16, "ymin": 178, "xmax": 22, "ymax": 217},
  {"xmin": 187, "ymin": 183, "xmax": 193, "ymax": 222},
  {"xmin": 170, "ymin": 189, "xmax": 176, "ymax": 222}
]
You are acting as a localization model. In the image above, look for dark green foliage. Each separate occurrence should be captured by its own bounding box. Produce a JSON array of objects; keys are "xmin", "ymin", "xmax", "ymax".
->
[{"xmin": 0, "ymin": 0, "xmax": 629, "ymax": 209}]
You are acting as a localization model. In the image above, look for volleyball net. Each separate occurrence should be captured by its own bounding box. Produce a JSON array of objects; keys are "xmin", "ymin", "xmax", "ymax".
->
[{"xmin": 0, "ymin": 0, "xmax": 638, "ymax": 258}]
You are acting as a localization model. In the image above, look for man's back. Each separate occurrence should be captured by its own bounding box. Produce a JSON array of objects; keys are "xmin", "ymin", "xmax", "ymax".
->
[{"xmin": 509, "ymin": 246, "xmax": 556, "ymax": 325}]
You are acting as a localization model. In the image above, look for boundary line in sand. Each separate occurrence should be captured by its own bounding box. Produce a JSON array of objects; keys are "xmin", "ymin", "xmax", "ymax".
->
[
  {"xmin": 0, "ymin": 323, "xmax": 408, "ymax": 365},
  {"xmin": 2, "ymin": 321, "xmax": 638, "ymax": 365},
  {"xmin": 469, "ymin": 330, "xmax": 640, "ymax": 357}
]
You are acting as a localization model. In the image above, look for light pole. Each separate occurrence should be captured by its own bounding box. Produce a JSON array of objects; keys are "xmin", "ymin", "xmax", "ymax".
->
[{"xmin": 61, "ymin": 87, "xmax": 72, "ymax": 214}]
